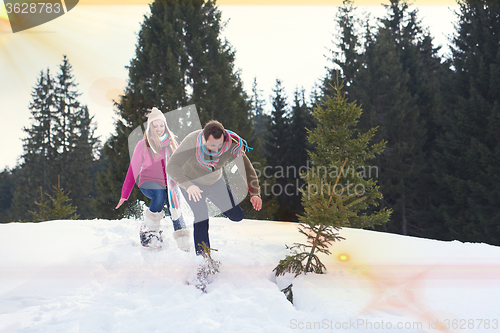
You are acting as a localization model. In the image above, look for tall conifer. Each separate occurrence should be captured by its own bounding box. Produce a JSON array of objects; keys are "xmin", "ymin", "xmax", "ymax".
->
[
  {"xmin": 434, "ymin": 0, "xmax": 500, "ymax": 245},
  {"xmin": 285, "ymin": 88, "xmax": 315, "ymax": 220},
  {"xmin": 326, "ymin": 0, "xmax": 443, "ymax": 237},
  {"xmin": 96, "ymin": 0, "xmax": 253, "ymax": 218},
  {"xmin": 54, "ymin": 56, "xmax": 98, "ymax": 218},
  {"xmin": 264, "ymin": 79, "xmax": 291, "ymax": 221},
  {"xmin": 11, "ymin": 68, "xmax": 56, "ymax": 221},
  {"xmin": 10, "ymin": 57, "xmax": 97, "ymax": 221}
]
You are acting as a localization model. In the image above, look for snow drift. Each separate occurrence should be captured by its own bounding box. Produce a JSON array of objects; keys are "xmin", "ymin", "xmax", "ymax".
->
[{"xmin": 1, "ymin": 217, "xmax": 500, "ymax": 333}]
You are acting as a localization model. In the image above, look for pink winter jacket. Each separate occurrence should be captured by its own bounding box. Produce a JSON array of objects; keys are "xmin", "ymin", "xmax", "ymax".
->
[{"xmin": 121, "ymin": 139, "xmax": 168, "ymax": 200}]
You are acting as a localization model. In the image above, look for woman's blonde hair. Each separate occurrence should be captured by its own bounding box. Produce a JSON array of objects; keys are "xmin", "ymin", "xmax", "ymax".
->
[{"xmin": 144, "ymin": 107, "xmax": 178, "ymax": 155}]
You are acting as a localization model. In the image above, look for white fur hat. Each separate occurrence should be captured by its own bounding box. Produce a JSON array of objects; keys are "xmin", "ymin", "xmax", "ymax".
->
[
  {"xmin": 146, "ymin": 107, "xmax": 168, "ymax": 130},
  {"xmin": 146, "ymin": 107, "xmax": 171, "ymax": 153}
]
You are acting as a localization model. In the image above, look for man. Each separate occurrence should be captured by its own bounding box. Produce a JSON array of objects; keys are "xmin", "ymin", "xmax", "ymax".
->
[{"xmin": 166, "ymin": 120, "xmax": 262, "ymax": 255}]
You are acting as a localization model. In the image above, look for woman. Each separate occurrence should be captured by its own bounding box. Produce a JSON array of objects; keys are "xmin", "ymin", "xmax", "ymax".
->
[{"xmin": 116, "ymin": 107, "xmax": 190, "ymax": 251}]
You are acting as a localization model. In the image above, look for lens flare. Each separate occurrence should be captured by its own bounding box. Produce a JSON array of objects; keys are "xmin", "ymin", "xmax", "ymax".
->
[
  {"xmin": 338, "ymin": 253, "xmax": 349, "ymax": 262},
  {"xmin": 0, "ymin": 5, "xmax": 9, "ymax": 31},
  {"xmin": 89, "ymin": 77, "xmax": 126, "ymax": 107}
]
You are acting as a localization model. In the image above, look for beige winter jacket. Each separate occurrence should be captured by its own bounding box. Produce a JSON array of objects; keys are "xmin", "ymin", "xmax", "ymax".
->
[{"xmin": 166, "ymin": 130, "xmax": 260, "ymax": 197}]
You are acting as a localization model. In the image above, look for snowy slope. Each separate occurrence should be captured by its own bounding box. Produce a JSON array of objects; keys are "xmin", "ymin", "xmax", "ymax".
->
[{"xmin": 1, "ymin": 218, "xmax": 500, "ymax": 333}]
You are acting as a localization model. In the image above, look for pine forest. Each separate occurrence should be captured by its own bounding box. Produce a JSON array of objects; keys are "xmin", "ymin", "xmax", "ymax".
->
[{"xmin": 1, "ymin": 0, "xmax": 499, "ymax": 246}]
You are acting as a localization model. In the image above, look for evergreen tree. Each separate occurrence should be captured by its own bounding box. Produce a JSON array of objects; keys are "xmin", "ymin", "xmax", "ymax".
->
[
  {"xmin": 10, "ymin": 57, "xmax": 98, "ymax": 221},
  {"xmin": 326, "ymin": 0, "xmax": 443, "ymax": 237},
  {"xmin": 285, "ymin": 88, "xmax": 316, "ymax": 220},
  {"xmin": 11, "ymin": 68, "xmax": 57, "ymax": 221},
  {"xmin": 96, "ymin": 0, "xmax": 253, "ymax": 218},
  {"xmin": 53, "ymin": 56, "xmax": 98, "ymax": 218},
  {"xmin": 264, "ymin": 79, "xmax": 292, "ymax": 221},
  {"xmin": 0, "ymin": 168, "xmax": 15, "ymax": 223},
  {"xmin": 325, "ymin": 0, "xmax": 361, "ymax": 96},
  {"xmin": 274, "ymin": 81, "xmax": 391, "ymax": 279},
  {"xmin": 95, "ymin": 0, "xmax": 192, "ymax": 219},
  {"xmin": 30, "ymin": 176, "xmax": 79, "ymax": 222},
  {"xmin": 251, "ymin": 77, "xmax": 270, "ymax": 156},
  {"xmin": 24, "ymin": 69, "xmax": 57, "ymax": 187},
  {"xmin": 361, "ymin": 25, "xmax": 424, "ymax": 236},
  {"xmin": 185, "ymin": 0, "xmax": 252, "ymax": 138},
  {"xmin": 309, "ymin": 82, "xmax": 323, "ymax": 109},
  {"xmin": 243, "ymin": 77, "xmax": 277, "ymax": 220},
  {"xmin": 434, "ymin": 0, "xmax": 500, "ymax": 245}
]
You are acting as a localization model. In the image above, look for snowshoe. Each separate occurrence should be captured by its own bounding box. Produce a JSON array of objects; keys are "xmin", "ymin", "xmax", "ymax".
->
[
  {"xmin": 140, "ymin": 208, "xmax": 164, "ymax": 249},
  {"xmin": 140, "ymin": 227, "xmax": 163, "ymax": 249},
  {"xmin": 186, "ymin": 242, "xmax": 220, "ymax": 293}
]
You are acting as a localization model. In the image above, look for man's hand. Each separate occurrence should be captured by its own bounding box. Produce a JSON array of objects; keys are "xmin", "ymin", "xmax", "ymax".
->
[
  {"xmin": 187, "ymin": 185, "xmax": 203, "ymax": 202},
  {"xmin": 250, "ymin": 195, "xmax": 262, "ymax": 211},
  {"xmin": 115, "ymin": 198, "xmax": 126, "ymax": 209}
]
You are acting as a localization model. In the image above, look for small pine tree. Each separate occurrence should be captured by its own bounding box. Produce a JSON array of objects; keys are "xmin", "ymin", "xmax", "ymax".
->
[
  {"xmin": 30, "ymin": 187, "xmax": 51, "ymax": 222},
  {"xmin": 274, "ymin": 79, "xmax": 391, "ymax": 278},
  {"xmin": 29, "ymin": 176, "xmax": 79, "ymax": 222},
  {"xmin": 46, "ymin": 185, "xmax": 79, "ymax": 221},
  {"xmin": 195, "ymin": 242, "xmax": 220, "ymax": 293}
]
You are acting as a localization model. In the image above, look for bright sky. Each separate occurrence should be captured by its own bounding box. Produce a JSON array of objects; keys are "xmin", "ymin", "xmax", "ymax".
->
[{"xmin": 0, "ymin": 0, "xmax": 459, "ymax": 170}]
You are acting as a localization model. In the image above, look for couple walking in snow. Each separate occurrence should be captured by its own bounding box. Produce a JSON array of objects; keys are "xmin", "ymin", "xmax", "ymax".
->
[{"xmin": 116, "ymin": 107, "xmax": 262, "ymax": 255}]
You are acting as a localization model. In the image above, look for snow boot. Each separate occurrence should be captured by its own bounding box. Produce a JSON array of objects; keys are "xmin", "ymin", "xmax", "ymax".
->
[
  {"xmin": 194, "ymin": 219, "xmax": 210, "ymax": 256},
  {"xmin": 173, "ymin": 228, "xmax": 191, "ymax": 252},
  {"xmin": 140, "ymin": 209, "xmax": 164, "ymax": 248}
]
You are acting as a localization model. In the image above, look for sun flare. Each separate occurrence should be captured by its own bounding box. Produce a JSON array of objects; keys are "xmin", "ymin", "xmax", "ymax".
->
[
  {"xmin": 1, "ymin": 4, "xmax": 9, "ymax": 28},
  {"xmin": 338, "ymin": 253, "xmax": 350, "ymax": 262}
]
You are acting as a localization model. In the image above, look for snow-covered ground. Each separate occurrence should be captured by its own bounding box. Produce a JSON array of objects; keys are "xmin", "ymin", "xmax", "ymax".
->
[{"xmin": 1, "ymin": 217, "xmax": 499, "ymax": 333}]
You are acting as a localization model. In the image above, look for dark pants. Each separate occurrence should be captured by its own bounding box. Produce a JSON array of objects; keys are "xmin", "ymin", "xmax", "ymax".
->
[{"xmin": 180, "ymin": 178, "xmax": 244, "ymax": 255}]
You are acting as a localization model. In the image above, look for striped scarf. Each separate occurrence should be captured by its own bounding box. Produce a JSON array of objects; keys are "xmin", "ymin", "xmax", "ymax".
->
[
  {"xmin": 150, "ymin": 133, "xmax": 181, "ymax": 210},
  {"xmin": 196, "ymin": 130, "xmax": 251, "ymax": 171}
]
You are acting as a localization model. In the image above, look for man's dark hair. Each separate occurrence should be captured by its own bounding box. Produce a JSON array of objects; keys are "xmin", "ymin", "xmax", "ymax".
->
[{"xmin": 203, "ymin": 120, "xmax": 225, "ymax": 140}]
